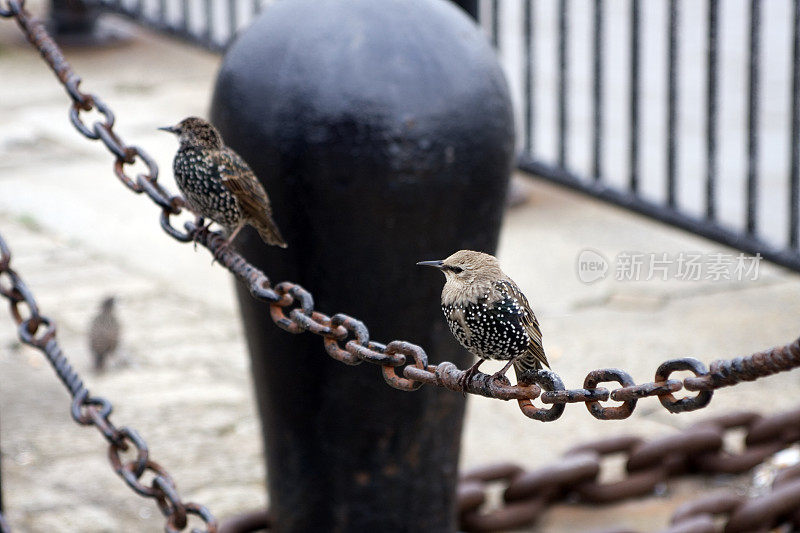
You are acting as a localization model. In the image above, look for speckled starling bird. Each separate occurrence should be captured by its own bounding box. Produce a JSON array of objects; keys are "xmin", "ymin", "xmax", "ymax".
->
[
  {"xmin": 160, "ymin": 117, "xmax": 287, "ymax": 249},
  {"xmin": 89, "ymin": 296, "xmax": 120, "ymax": 373},
  {"xmin": 418, "ymin": 250, "xmax": 549, "ymax": 388}
]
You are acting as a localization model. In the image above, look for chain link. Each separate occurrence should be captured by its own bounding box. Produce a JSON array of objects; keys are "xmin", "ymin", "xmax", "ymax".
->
[
  {"xmin": 0, "ymin": 232, "xmax": 217, "ymax": 533},
  {"xmin": 3, "ymin": 0, "xmax": 800, "ymax": 421},
  {"xmin": 456, "ymin": 405, "xmax": 800, "ymax": 531}
]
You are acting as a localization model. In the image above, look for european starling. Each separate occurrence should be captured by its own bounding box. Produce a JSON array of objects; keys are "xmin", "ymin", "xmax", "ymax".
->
[
  {"xmin": 89, "ymin": 296, "xmax": 120, "ymax": 373},
  {"xmin": 418, "ymin": 250, "xmax": 549, "ymax": 389},
  {"xmin": 159, "ymin": 117, "xmax": 287, "ymax": 249}
]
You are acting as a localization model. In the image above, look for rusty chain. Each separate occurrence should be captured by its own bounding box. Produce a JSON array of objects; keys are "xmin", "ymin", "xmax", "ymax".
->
[
  {"xmin": 2, "ymin": 0, "xmax": 800, "ymax": 424},
  {"xmin": 456, "ymin": 405, "xmax": 800, "ymax": 532},
  {"xmin": 216, "ymin": 405, "xmax": 800, "ymax": 532},
  {"xmin": 0, "ymin": 232, "xmax": 218, "ymax": 533}
]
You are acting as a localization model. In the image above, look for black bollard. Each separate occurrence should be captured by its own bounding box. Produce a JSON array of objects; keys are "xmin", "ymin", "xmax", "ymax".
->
[{"xmin": 211, "ymin": 0, "xmax": 514, "ymax": 531}]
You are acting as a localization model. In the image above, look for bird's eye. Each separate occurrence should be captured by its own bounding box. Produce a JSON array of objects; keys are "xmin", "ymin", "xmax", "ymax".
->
[{"xmin": 450, "ymin": 266, "xmax": 464, "ymax": 273}]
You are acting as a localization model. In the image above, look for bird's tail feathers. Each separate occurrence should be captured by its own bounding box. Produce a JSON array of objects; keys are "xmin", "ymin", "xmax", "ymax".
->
[
  {"xmin": 513, "ymin": 352, "xmax": 549, "ymax": 381},
  {"xmin": 93, "ymin": 352, "xmax": 106, "ymax": 372},
  {"xmin": 256, "ymin": 217, "xmax": 288, "ymax": 248}
]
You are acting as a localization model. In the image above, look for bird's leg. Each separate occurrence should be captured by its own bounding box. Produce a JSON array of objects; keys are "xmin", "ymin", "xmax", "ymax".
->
[
  {"xmin": 490, "ymin": 357, "xmax": 517, "ymax": 384},
  {"xmin": 211, "ymin": 222, "xmax": 244, "ymax": 264},
  {"xmin": 190, "ymin": 216, "xmax": 213, "ymax": 251},
  {"xmin": 458, "ymin": 359, "xmax": 484, "ymax": 392},
  {"xmin": 223, "ymin": 223, "xmax": 245, "ymax": 247}
]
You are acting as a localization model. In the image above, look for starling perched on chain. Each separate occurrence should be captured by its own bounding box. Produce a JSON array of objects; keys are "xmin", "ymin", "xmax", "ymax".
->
[
  {"xmin": 89, "ymin": 296, "xmax": 120, "ymax": 373},
  {"xmin": 418, "ymin": 250, "xmax": 549, "ymax": 389},
  {"xmin": 159, "ymin": 117, "xmax": 287, "ymax": 249}
]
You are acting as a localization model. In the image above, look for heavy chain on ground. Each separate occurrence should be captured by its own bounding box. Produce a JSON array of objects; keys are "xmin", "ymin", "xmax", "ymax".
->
[
  {"xmin": 217, "ymin": 405, "xmax": 800, "ymax": 532},
  {"xmin": 2, "ymin": 0, "xmax": 799, "ymax": 422},
  {"xmin": 456, "ymin": 405, "xmax": 800, "ymax": 531}
]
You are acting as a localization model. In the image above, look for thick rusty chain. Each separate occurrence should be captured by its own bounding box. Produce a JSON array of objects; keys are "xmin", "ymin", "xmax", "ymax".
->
[
  {"xmin": 0, "ymin": 232, "xmax": 218, "ymax": 533},
  {"xmin": 2, "ymin": 0, "xmax": 800, "ymax": 423},
  {"xmin": 217, "ymin": 405, "xmax": 800, "ymax": 532},
  {"xmin": 456, "ymin": 405, "xmax": 800, "ymax": 532}
]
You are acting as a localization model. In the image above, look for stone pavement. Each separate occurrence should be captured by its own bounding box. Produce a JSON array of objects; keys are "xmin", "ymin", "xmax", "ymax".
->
[{"xmin": 1, "ymin": 8, "xmax": 800, "ymax": 533}]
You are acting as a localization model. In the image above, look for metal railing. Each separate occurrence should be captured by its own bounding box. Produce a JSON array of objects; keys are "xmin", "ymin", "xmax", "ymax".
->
[
  {"xmin": 89, "ymin": 0, "xmax": 272, "ymax": 51},
  {"xmin": 487, "ymin": 0, "xmax": 800, "ymax": 272}
]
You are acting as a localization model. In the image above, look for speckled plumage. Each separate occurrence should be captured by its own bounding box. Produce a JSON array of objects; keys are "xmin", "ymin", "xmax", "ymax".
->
[
  {"xmin": 89, "ymin": 296, "xmax": 120, "ymax": 373},
  {"xmin": 161, "ymin": 117, "xmax": 287, "ymax": 248},
  {"xmin": 419, "ymin": 250, "xmax": 548, "ymax": 386}
]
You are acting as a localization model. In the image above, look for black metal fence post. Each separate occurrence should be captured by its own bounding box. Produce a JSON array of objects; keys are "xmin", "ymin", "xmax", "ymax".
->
[{"xmin": 210, "ymin": 0, "xmax": 514, "ymax": 530}]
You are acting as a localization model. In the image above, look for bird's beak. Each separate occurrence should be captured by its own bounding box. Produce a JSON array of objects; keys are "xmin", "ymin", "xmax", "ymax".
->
[
  {"xmin": 158, "ymin": 125, "xmax": 178, "ymax": 133},
  {"xmin": 416, "ymin": 260, "xmax": 444, "ymax": 269}
]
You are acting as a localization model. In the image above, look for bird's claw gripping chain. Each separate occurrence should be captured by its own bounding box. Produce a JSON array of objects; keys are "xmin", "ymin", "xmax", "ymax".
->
[
  {"xmin": 0, "ymin": 233, "xmax": 218, "ymax": 533},
  {"xmin": 3, "ymin": 0, "xmax": 800, "ymax": 421}
]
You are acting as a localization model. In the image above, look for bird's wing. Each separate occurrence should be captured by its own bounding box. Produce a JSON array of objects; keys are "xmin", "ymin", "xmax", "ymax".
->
[
  {"xmin": 90, "ymin": 316, "xmax": 120, "ymax": 355},
  {"xmin": 212, "ymin": 149, "xmax": 273, "ymax": 222},
  {"xmin": 497, "ymin": 280, "xmax": 549, "ymax": 369},
  {"xmin": 450, "ymin": 306, "xmax": 472, "ymax": 345}
]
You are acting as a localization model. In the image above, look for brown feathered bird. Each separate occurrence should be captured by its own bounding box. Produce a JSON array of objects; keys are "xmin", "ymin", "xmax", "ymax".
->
[
  {"xmin": 159, "ymin": 117, "xmax": 287, "ymax": 249},
  {"xmin": 89, "ymin": 296, "xmax": 120, "ymax": 372},
  {"xmin": 418, "ymin": 250, "xmax": 549, "ymax": 389}
]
